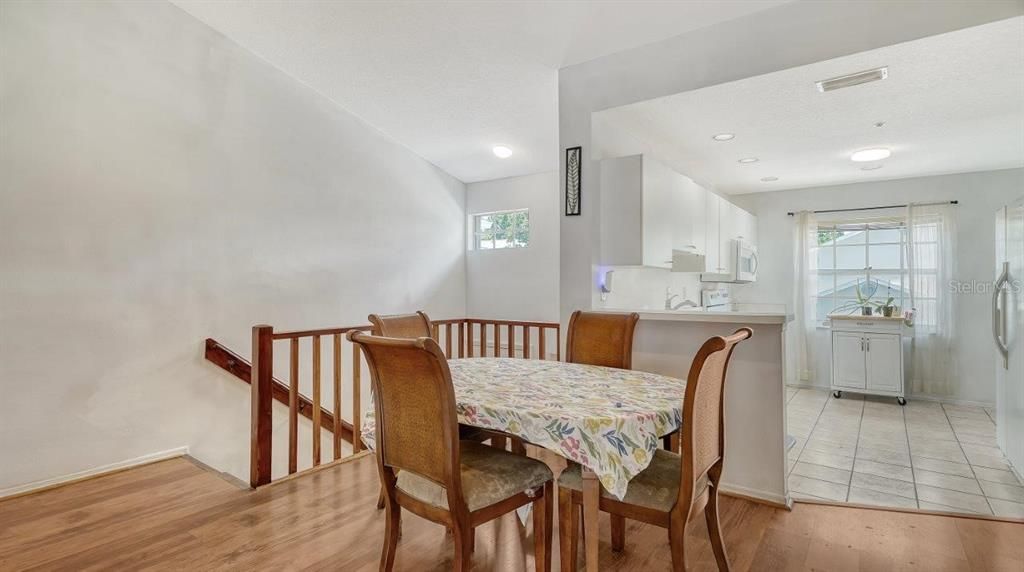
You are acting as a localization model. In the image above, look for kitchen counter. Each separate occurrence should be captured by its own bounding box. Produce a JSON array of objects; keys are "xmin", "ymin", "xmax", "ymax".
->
[
  {"xmin": 604, "ymin": 305, "xmax": 792, "ymax": 507},
  {"xmin": 625, "ymin": 308, "xmax": 792, "ymax": 325}
]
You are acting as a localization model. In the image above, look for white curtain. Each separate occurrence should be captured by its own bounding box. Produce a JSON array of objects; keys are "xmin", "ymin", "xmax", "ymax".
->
[
  {"xmin": 905, "ymin": 203, "xmax": 958, "ymax": 397},
  {"xmin": 792, "ymin": 211, "xmax": 818, "ymax": 382}
]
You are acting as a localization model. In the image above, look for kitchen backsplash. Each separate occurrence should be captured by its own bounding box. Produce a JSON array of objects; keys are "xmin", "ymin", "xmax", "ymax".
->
[{"xmin": 594, "ymin": 266, "xmax": 717, "ymax": 310}]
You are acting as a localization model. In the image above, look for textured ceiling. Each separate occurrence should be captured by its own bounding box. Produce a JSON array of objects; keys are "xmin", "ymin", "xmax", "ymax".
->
[
  {"xmin": 594, "ymin": 17, "xmax": 1024, "ymax": 194},
  {"xmin": 170, "ymin": 0, "xmax": 791, "ymax": 183}
]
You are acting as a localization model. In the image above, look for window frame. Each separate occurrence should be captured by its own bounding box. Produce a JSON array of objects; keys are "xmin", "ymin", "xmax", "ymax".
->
[
  {"xmin": 471, "ymin": 208, "xmax": 530, "ymax": 251},
  {"xmin": 813, "ymin": 219, "xmax": 922, "ymax": 325}
]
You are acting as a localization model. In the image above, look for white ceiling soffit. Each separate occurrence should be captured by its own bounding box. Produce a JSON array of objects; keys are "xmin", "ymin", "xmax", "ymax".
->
[
  {"xmin": 171, "ymin": 0, "xmax": 791, "ymax": 183},
  {"xmin": 593, "ymin": 17, "xmax": 1024, "ymax": 194}
]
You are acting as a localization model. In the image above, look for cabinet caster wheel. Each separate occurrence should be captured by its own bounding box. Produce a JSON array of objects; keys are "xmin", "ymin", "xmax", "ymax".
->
[
  {"xmin": 832, "ymin": 390, "xmax": 842, "ymax": 398},
  {"xmin": 897, "ymin": 397, "xmax": 906, "ymax": 406}
]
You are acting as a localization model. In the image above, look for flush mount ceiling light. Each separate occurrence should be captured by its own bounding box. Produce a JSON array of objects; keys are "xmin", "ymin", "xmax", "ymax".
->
[
  {"xmin": 761, "ymin": 177, "xmax": 778, "ymax": 182},
  {"xmin": 816, "ymin": 66, "xmax": 888, "ymax": 92},
  {"xmin": 492, "ymin": 145, "xmax": 513, "ymax": 158},
  {"xmin": 738, "ymin": 157, "xmax": 759, "ymax": 164},
  {"xmin": 850, "ymin": 148, "xmax": 891, "ymax": 162},
  {"xmin": 861, "ymin": 164, "xmax": 884, "ymax": 171},
  {"xmin": 712, "ymin": 133, "xmax": 735, "ymax": 141}
]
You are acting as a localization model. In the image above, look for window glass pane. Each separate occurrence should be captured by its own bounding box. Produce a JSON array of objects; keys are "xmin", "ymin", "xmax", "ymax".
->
[
  {"xmin": 912, "ymin": 222, "xmax": 938, "ymax": 243},
  {"xmin": 816, "ymin": 245, "xmax": 834, "ymax": 269},
  {"xmin": 910, "ymin": 243, "xmax": 938, "ymax": 269},
  {"xmin": 814, "ymin": 298, "xmax": 832, "ymax": 322},
  {"xmin": 472, "ymin": 210, "xmax": 529, "ymax": 250},
  {"xmin": 834, "ymin": 246, "xmax": 866, "ymax": 270},
  {"xmin": 908, "ymin": 273, "xmax": 939, "ymax": 299},
  {"xmin": 814, "ymin": 272, "xmax": 836, "ymax": 297},
  {"xmin": 833, "ymin": 274, "xmax": 871, "ymax": 300},
  {"xmin": 817, "ymin": 229, "xmax": 844, "ymax": 246},
  {"xmin": 869, "ymin": 272, "xmax": 903, "ymax": 306},
  {"xmin": 834, "ymin": 229, "xmax": 866, "ymax": 245},
  {"xmin": 869, "ymin": 244, "xmax": 902, "ymax": 270},
  {"xmin": 869, "ymin": 227, "xmax": 903, "ymax": 244}
]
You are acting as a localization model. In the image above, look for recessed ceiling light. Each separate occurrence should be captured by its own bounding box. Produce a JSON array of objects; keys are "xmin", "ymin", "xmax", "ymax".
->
[
  {"xmin": 738, "ymin": 157, "xmax": 759, "ymax": 164},
  {"xmin": 850, "ymin": 148, "xmax": 891, "ymax": 162},
  {"xmin": 761, "ymin": 177, "xmax": 778, "ymax": 182},
  {"xmin": 712, "ymin": 133, "xmax": 735, "ymax": 141},
  {"xmin": 492, "ymin": 145, "xmax": 513, "ymax": 158},
  {"xmin": 861, "ymin": 164, "xmax": 884, "ymax": 171}
]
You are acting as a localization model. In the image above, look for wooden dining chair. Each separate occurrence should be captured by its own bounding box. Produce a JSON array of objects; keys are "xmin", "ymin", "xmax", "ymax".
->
[
  {"xmin": 565, "ymin": 310, "xmax": 640, "ymax": 369},
  {"xmin": 368, "ymin": 311, "xmax": 494, "ymax": 510},
  {"xmin": 557, "ymin": 328, "xmax": 752, "ymax": 572},
  {"xmin": 348, "ymin": 331, "xmax": 554, "ymax": 572}
]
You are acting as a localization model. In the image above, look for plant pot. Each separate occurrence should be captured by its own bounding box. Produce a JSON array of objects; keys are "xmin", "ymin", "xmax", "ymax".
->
[
  {"xmin": 882, "ymin": 306, "xmax": 895, "ymax": 317},
  {"xmin": 861, "ymin": 306, "xmax": 873, "ymax": 316}
]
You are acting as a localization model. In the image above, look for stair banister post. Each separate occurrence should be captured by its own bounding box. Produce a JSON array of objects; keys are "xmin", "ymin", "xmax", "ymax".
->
[{"xmin": 251, "ymin": 324, "xmax": 274, "ymax": 488}]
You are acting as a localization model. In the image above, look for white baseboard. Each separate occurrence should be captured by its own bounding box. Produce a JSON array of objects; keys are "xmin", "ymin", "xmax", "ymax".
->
[
  {"xmin": 0, "ymin": 446, "xmax": 189, "ymax": 500},
  {"xmin": 719, "ymin": 481, "xmax": 790, "ymax": 509}
]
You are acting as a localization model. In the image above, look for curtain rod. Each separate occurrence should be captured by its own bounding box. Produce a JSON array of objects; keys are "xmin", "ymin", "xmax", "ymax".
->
[{"xmin": 786, "ymin": 200, "xmax": 957, "ymax": 217}]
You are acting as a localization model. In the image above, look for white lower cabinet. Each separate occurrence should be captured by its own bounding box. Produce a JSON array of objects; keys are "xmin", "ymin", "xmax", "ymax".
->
[{"xmin": 830, "ymin": 317, "xmax": 908, "ymax": 405}]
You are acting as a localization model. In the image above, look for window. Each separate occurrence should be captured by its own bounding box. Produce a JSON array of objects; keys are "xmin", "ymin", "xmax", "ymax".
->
[
  {"xmin": 472, "ymin": 209, "xmax": 529, "ymax": 250},
  {"xmin": 813, "ymin": 218, "xmax": 937, "ymax": 328}
]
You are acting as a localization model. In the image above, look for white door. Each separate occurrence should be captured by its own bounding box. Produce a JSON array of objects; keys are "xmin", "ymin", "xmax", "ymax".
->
[
  {"xmin": 865, "ymin": 333, "xmax": 901, "ymax": 393},
  {"xmin": 833, "ymin": 333, "xmax": 866, "ymax": 389},
  {"xmin": 996, "ymin": 198, "xmax": 1024, "ymax": 476}
]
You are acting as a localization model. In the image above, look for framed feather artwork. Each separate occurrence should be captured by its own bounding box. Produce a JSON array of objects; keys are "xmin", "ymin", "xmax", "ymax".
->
[{"xmin": 564, "ymin": 146, "xmax": 582, "ymax": 216}]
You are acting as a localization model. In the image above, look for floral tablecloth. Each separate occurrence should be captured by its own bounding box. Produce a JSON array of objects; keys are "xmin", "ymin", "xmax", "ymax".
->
[{"xmin": 360, "ymin": 358, "xmax": 685, "ymax": 500}]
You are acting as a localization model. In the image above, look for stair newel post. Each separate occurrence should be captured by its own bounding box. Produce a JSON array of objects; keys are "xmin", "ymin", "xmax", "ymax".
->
[{"xmin": 251, "ymin": 324, "xmax": 274, "ymax": 488}]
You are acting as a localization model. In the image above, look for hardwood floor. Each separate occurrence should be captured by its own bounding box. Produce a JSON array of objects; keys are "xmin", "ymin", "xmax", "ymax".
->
[{"xmin": 1, "ymin": 454, "xmax": 1022, "ymax": 571}]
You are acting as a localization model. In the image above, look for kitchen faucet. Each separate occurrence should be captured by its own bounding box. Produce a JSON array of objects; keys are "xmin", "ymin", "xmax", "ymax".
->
[{"xmin": 665, "ymin": 287, "xmax": 698, "ymax": 310}]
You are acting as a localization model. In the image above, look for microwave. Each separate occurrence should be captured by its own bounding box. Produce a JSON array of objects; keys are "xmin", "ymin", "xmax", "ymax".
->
[
  {"xmin": 735, "ymin": 239, "xmax": 758, "ymax": 283},
  {"xmin": 700, "ymin": 239, "xmax": 758, "ymax": 283}
]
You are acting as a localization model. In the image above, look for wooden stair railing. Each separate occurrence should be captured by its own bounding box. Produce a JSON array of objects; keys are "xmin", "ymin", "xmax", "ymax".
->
[{"xmin": 206, "ymin": 317, "xmax": 560, "ymax": 488}]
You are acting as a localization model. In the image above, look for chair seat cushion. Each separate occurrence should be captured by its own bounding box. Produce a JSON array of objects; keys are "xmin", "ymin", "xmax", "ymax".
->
[
  {"xmin": 558, "ymin": 449, "xmax": 706, "ymax": 512},
  {"xmin": 397, "ymin": 441, "xmax": 553, "ymax": 512}
]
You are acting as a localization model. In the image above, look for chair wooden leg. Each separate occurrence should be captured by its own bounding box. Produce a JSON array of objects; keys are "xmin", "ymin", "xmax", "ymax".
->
[
  {"xmin": 453, "ymin": 523, "xmax": 473, "ymax": 572},
  {"xmin": 533, "ymin": 482, "xmax": 553, "ymax": 572},
  {"xmin": 705, "ymin": 467, "xmax": 731, "ymax": 571},
  {"xmin": 491, "ymin": 435, "xmax": 508, "ymax": 450},
  {"xmin": 380, "ymin": 498, "xmax": 400, "ymax": 572},
  {"xmin": 377, "ymin": 485, "xmax": 386, "ymax": 509},
  {"xmin": 558, "ymin": 488, "xmax": 579, "ymax": 572},
  {"xmin": 610, "ymin": 514, "xmax": 625, "ymax": 552},
  {"xmin": 468, "ymin": 527, "xmax": 475, "ymax": 553},
  {"xmin": 668, "ymin": 513, "xmax": 687, "ymax": 572}
]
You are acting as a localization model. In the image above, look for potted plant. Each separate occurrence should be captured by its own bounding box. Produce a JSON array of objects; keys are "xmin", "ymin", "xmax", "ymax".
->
[{"xmin": 832, "ymin": 280, "xmax": 878, "ymax": 316}]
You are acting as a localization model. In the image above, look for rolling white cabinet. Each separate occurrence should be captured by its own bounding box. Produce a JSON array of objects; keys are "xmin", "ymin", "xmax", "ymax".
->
[{"xmin": 830, "ymin": 315, "xmax": 909, "ymax": 405}]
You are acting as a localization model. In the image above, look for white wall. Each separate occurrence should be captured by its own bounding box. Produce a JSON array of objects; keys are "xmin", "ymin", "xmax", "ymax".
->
[
  {"xmin": 466, "ymin": 172, "xmax": 559, "ymax": 323},
  {"xmin": 734, "ymin": 169, "xmax": 1024, "ymax": 405},
  {"xmin": 0, "ymin": 0, "xmax": 466, "ymax": 491}
]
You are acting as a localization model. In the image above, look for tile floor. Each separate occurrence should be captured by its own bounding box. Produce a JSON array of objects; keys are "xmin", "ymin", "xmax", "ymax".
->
[{"xmin": 786, "ymin": 387, "xmax": 1024, "ymax": 519}]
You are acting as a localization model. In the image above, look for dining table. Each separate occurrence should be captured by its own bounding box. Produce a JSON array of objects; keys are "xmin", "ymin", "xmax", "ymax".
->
[{"xmin": 361, "ymin": 357, "xmax": 687, "ymax": 572}]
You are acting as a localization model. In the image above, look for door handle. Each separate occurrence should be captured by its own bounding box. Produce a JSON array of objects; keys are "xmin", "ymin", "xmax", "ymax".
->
[
  {"xmin": 993, "ymin": 261, "xmax": 1010, "ymax": 369},
  {"xmin": 860, "ymin": 338, "xmax": 865, "ymax": 352}
]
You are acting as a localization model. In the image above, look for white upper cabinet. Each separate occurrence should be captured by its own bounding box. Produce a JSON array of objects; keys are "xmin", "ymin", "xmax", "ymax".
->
[
  {"xmin": 600, "ymin": 154, "xmax": 755, "ymax": 271},
  {"xmin": 675, "ymin": 175, "xmax": 706, "ymax": 256},
  {"xmin": 704, "ymin": 191, "xmax": 722, "ymax": 273}
]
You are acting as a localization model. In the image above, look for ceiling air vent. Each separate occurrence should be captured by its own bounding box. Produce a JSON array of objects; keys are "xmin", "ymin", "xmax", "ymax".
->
[{"xmin": 816, "ymin": 66, "xmax": 888, "ymax": 93}]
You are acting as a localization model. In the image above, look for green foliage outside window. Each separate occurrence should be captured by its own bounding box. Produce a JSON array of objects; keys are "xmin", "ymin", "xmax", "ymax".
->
[{"xmin": 475, "ymin": 210, "xmax": 529, "ymax": 249}]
